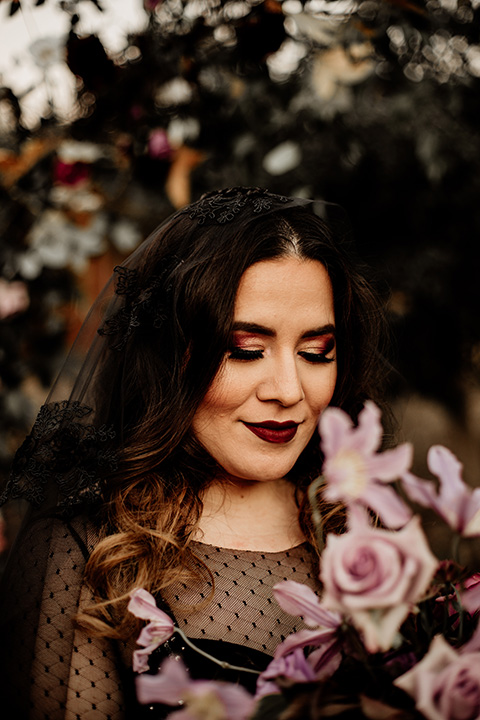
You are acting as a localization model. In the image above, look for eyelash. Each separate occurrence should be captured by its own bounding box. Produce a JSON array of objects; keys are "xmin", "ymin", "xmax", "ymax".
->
[{"xmin": 228, "ymin": 348, "xmax": 335, "ymax": 364}]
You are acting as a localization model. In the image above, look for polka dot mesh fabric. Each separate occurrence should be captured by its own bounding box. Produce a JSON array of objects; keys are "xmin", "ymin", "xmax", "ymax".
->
[
  {"xmin": 0, "ymin": 517, "xmax": 321, "ymax": 719},
  {"xmin": 162, "ymin": 542, "xmax": 321, "ymax": 656},
  {"xmin": 1, "ymin": 516, "xmax": 130, "ymax": 720}
]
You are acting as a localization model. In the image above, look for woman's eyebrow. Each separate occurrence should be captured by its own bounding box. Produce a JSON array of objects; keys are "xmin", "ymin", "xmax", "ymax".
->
[{"xmin": 232, "ymin": 322, "xmax": 336, "ymax": 338}]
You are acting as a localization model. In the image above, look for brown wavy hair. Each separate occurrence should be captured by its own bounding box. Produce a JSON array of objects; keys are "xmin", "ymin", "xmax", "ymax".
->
[{"xmin": 77, "ymin": 202, "xmax": 392, "ymax": 639}]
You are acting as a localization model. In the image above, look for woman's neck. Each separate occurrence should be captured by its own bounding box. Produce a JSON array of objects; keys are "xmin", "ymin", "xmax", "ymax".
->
[{"xmin": 195, "ymin": 477, "xmax": 306, "ymax": 552}]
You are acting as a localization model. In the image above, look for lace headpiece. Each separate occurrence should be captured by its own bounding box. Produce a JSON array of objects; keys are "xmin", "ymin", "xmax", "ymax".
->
[
  {"xmin": 181, "ymin": 187, "xmax": 290, "ymax": 225},
  {"xmin": 1, "ymin": 187, "xmax": 352, "ymax": 517}
]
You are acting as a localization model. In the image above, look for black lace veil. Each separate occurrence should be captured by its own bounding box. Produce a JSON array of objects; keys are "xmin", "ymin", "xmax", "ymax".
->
[{"xmin": 0, "ymin": 187, "xmax": 352, "ymax": 719}]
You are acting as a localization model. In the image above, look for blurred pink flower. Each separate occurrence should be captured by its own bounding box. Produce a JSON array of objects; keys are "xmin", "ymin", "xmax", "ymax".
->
[
  {"xmin": 128, "ymin": 588, "xmax": 175, "ymax": 672},
  {"xmin": 395, "ymin": 634, "xmax": 480, "ymax": 720},
  {"xmin": 402, "ymin": 445, "xmax": 480, "ymax": 537},
  {"xmin": 273, "ymin": 580, "xmax": 341, "ymax": 630},
  {"xmin": 460, "ymin": 574, "xmax": 480, "ymax": 615},
  {"xmin": 0, "ymin": 279, "xmax": 29, "ymax": 320},
  {"xmin": 266, "ymin": 581, "xmax": 342, "ymax": 688},
  {"xmin": 136, "ymin": 656, "xmax": 255, "ymax": 720},
  {"xmin": 54, "ymin": 160, "xmax": 89, "ymax": 186},
  {"xmin": 144, "ymin": 0, "xmax": 163, "ymax": 11},
  {"xmin": 256, "ymin": 647, "xmax": 316, "ymax": 699},
  {"xmin": 148, "ymin": 129, "xmax": 172, "ymax": 160},
  {"xmin": 320, "ymin": 507, "xmax": 438, "ymax": 653},
  {"xmin": 319, "ymin": 401, "xmax": 413, "ymax": 528}
]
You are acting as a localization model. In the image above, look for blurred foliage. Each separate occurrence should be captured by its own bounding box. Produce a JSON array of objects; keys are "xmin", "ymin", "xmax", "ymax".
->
[{"xmin": 1, "ymin": 0, "xmax": 480, "ymax": 482}]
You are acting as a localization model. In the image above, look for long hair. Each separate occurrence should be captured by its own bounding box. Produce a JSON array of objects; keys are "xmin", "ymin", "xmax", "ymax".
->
[{"xmin": 78, "ymin": 200, "xmax": 391, "ymax": 638}]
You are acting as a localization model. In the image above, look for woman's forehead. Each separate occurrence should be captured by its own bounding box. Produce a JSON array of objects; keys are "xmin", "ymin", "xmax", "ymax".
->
[{"xmin": 234, "ymin": 257, "xmax": 335, "ymax": 328}]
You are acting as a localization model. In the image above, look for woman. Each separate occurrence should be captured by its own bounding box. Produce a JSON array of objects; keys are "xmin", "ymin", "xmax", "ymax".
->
[{"xmin": 0, "ymin": 187, "xmax": 390, "ymax": 719}]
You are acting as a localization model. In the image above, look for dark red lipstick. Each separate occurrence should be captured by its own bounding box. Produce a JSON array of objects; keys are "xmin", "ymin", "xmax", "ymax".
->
[{"xmin": 243, "ymin": 421, "xmax": 299, "ymax": 444}]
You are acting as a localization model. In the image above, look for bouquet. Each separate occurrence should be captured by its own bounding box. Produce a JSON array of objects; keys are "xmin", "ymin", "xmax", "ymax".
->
[{"xmin": 127, "ymin": 402, "xmax": 480, "ymax": 720}]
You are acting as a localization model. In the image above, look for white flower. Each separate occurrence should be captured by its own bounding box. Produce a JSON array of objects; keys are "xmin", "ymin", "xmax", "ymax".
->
[
  {"xmin": 18, "ymin": 210, "xmax": 107, "ymax": 277},
  {"xmin": 155, "ymin": 77, "xmax": 193, "ymax": 107},
  {"xmin": 263, "ymin": 141, "xmax": 301, "ymax": 176},
  {"xmin": 50, "ymin": 186, "xmax": 104, "ymax": 213},
  {"xmin": 110, "ymin": 219, "xmax": 143, "ymax": 253},
  {"xmin": 29, "ymin": 36, "xmax": 66, "ymax": 70},
  {"xmin": 311, "ymin": 44, "xmax": 375, "ymax": 102},
  {"xmin": 57, "ymin": 140, "xmax": 105, "ymax": 164},
  {"xmin": 167, "ymin": 117, "xmax": 200, "ymax": 146}
]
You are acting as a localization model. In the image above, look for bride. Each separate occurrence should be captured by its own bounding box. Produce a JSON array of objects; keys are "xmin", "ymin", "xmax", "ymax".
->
[{"xmin": 0, "ymin": 187, "xmax": 390, "ymax": 719}]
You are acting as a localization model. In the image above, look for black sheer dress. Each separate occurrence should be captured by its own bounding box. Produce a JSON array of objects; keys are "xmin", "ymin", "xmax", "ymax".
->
[{"xmin": 0, "ymin": 512, "xmax": 321, "ymax": 719}]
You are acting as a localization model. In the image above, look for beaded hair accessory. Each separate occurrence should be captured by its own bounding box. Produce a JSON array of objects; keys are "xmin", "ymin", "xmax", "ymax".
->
[{"xmin": 182, "ymin": 186, "xmax": 290, "ymax": 225}]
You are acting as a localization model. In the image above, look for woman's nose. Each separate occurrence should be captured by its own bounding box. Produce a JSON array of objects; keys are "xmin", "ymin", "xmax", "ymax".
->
[{"xmin": 256, "ymin": 356, "xmax": 305, "ymax": 407}]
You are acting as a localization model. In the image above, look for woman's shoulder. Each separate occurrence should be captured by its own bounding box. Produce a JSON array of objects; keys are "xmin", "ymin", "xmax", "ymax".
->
[{"xmin": 15, "ymin": 510, "xmax": 103, "ymax": 563}]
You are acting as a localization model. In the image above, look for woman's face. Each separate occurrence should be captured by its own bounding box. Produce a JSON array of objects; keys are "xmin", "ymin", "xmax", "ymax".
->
[{"xmin": 192, "ymin": 256, "xmax": 337, "ymax": 484}]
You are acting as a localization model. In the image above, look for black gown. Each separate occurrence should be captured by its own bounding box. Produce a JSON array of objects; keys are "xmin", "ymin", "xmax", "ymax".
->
[{"xmin": 0, "ymin": 513, "xmax": 322, "ymax": 719}]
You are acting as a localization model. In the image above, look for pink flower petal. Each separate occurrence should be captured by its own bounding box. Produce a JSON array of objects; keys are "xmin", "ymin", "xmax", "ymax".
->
[
  {"xmin": 351, "ymin": 401, "xmax": 383, "ymax": 455},
  {"xmin": 273, "ymin": 580, "xmax": 341, "ymax": 628},
  {"xmin": 133, "ymin": 646, "xmax": 156, "ymax": 674},
  {"xmin": 402, "ymin": 472, "xmax": 439, "ymax": 510},
  {"xmin": 136, "ymin": 657, "xmax": 190, "ymax": 705},
  {"xmin": 274, "ymin": 627, "xmax": 339, "ymax": 659},
  {"xmin": 128, "ymin": 588, "xmax": 175, "ymax": 631},
  {"xmin": 463, "ymin": 490, "xmax": 480, "ymax": 537},
  {"xmin": 360, "ymin": 483, "xmax": 413, "ymax": 529},
  {"xmin": 367, "ymin": 443, "xmax": 413, "ymax": 481},
  {"xmin": 403, "ymin": 447, "xmax": 480, "ymax": 537},
  {"xmin": 428, "ymin": 445, "xmax": 465, "ymax": 502},
  {"xmin": 136, "ymin": 657, "xmax": 255, "ymax": 720},
  {"xmin": 459, "ymin": 574, "xmax": 480, "ymax": 616},
  {"xmin": 258, "ymin": 647, "xmax": 316, "ymax": 686},
  {"xmin": 137, "ymin": 620, "xmax": 175, "ymax": 648},
  {"xmin": 319, "ymin": 406, "xmax": 354, "ymax": 456}
]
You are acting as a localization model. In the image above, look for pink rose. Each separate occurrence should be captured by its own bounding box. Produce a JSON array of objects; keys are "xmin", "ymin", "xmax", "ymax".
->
[
  {"xmin": 320, "ymin": 508, "xmax": 438, "ymax": 652},
  {"xmin": 395, "ymin": 635, "xmax": 480, "ymax": 720}
]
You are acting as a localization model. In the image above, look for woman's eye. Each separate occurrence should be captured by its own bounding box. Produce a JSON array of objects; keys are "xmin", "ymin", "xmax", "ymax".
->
[
  {"xmin": 299, "ymin": 350, "xmax": 336, "ymax": 364},
  {"xmin": 228, "ymin": 348, "xmax": 263, "ymax": 361}
]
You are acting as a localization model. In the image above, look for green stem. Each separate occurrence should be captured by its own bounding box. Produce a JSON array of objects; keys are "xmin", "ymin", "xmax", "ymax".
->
[{"xmin": 173, "ymin": 628, "xmax": 260, "ymax": 676}]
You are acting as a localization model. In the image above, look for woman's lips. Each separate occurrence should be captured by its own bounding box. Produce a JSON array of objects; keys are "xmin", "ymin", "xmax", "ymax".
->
[{"xmin": 243, "ymin": 421, "xmax": 299, "ymax": 444}]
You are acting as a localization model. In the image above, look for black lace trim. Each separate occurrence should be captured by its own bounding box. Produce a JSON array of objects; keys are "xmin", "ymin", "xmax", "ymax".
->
[
  {"xmin": 98, "ymin": 260, "xmax": 179, "ymax": 351},
  {"xmin": 1, "ymin": 401, "xmax": 117, "ymax": 512},
  {"xmin": 183, "ymin": 187, "xmax": 290, "ymax": 225}
]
